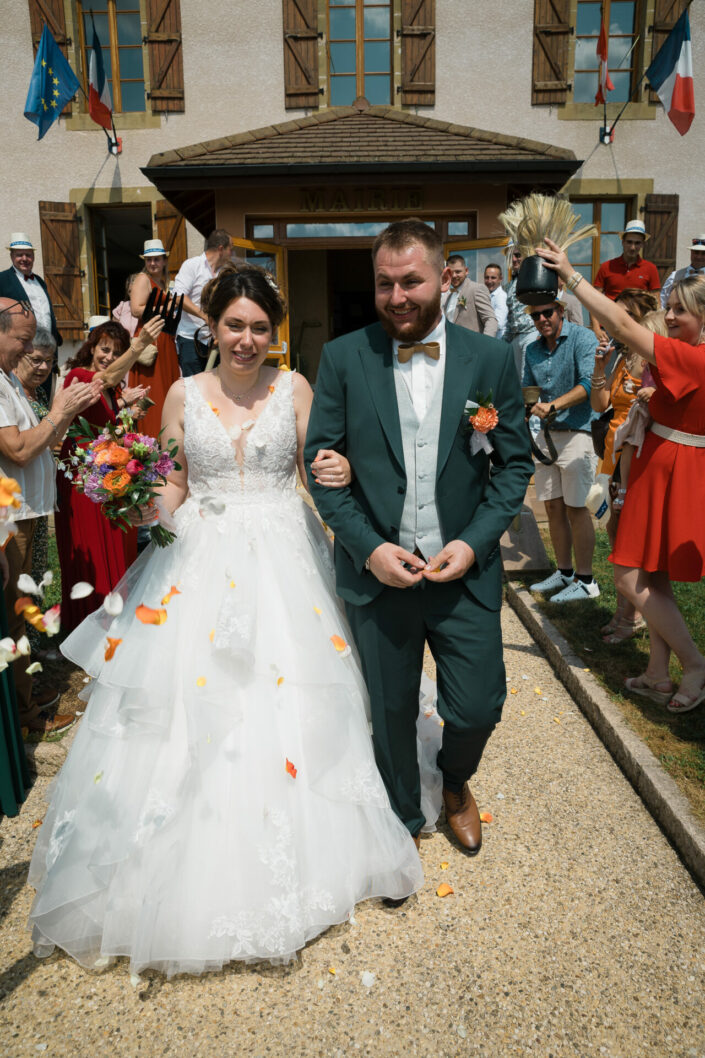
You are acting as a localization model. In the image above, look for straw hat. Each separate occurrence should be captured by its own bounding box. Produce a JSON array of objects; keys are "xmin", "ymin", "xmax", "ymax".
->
[
  {"xmin": 690, "ymin": 235, "xmax": 705, "ymax": 252},
  {"xmin": 620, "ymin": 220, "xmax": 649, "ymax": 241},
  {"xmin": 87, "ymin": 315, "xmax": 111, "ymax": 331},
  {"xmin": 7, "ymin": 232, "xmax": 35, "ymax": 251},
  {"xmin": 140, "ymin": 239, "xmax": 168, "ymax": 258}
]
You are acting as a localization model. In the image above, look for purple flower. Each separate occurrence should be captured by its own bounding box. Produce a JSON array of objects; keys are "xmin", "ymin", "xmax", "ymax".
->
[{"xmin": 154, "ymin": 454, "xmax": 174, "ymax": 476}]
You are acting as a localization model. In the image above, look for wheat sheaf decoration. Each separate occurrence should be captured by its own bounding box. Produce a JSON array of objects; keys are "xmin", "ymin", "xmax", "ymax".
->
[{"xmin": 498, "ymin": 194, "xmax": 598, "ymax": 260}]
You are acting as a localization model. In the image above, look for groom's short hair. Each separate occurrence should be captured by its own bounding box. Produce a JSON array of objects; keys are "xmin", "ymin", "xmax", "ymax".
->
[{"xmin": 372, "ymin": 219, "xmax": 445, "ymax": 271}]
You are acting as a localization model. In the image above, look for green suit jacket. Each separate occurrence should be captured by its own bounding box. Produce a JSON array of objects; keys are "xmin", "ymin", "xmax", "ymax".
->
[{"xmin": 304, "ymin": 321, "xmax": 533, "ymax": 612}]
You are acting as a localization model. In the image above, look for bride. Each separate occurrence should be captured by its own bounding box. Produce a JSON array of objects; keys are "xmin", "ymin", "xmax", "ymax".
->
[{"xmin": 27, "ymin": 265, "xmax": 424, "ymax": 976}]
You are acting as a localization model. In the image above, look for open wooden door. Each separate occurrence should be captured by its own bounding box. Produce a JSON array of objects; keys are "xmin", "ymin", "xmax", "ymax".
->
[{"xmin": 231, "ymin": 238, "xmax": 290, "ymax": 367}]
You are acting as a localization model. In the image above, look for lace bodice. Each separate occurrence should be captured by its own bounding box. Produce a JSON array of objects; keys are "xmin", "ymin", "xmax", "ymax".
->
[{"xmin": 183, "ymin": 372, "xmax": 297, "ymax": 500}]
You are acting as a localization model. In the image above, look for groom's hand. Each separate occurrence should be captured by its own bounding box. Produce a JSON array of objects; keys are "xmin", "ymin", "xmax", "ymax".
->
[
  {"xmin": 422, "ymin": 540, "xmax": 475, "ymax": 582},
  {"xmin": 368, "ymin": 543, "xmax": 426, "ymax": 588}
]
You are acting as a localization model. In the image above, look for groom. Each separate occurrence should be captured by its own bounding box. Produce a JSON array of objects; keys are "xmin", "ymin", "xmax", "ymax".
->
[{"xmin": 305, "ymin": 220, "xmax": 532, "ymax": 853}]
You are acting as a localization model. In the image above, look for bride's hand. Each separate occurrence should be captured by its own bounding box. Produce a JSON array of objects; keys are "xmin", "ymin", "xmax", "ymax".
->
[
  {"xmin": 535, "ymin": 237, "xmax": 573, "ymax": 282},
  {"xmin": 312, "ymin": 449, "xmax": 352, "ymax": 488},
  {"xmin": 123, "ymin": 501, "xmax": 159, "ymax": 527}
]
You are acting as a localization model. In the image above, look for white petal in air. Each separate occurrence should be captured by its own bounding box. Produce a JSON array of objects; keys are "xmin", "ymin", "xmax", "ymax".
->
[
  {"xmin": 26, "ymin": 661, "xmax": 43, "ymax": 675},
  {"xmin": 39, "ymin": 570, "xmax": 54, "ymax": 588},
  {"xmin": 17, "ymin": 573, "xmax": 40, "ymax": 595},
  {"xmin": 16, "ymin": 636, "xmax": 31, "ymax": 656},
  {"xmin": 103, "ymin": 592, "xmax": 124, "ymax": 617},
  {"xmin": 70, "ymin": 582, "xmax": 94, "ymax": 600}
]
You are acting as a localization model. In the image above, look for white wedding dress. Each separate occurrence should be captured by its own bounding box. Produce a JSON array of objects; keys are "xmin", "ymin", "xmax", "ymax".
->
[{"xmin": 28, "ymin": 372, "xmax": 425, "ymax": 976}]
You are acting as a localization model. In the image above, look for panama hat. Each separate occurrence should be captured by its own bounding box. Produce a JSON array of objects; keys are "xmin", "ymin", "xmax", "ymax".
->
[
  {"xmin": 140, "ymin": 238, "xmax": 168, "ymax": 258},
  {"xmin": 7, "ymin": 232, "xmax": 35, "ymax": 251},
  {"xmin": 87, "ymin": 315, "xmax": 111, "ymax": 331},
  {"xmin": 620, "ymin": 220, "xmax": 649, "ymax": 241},
  {"xmin": 691, "ymin": 235, "xmax": 705, "ymax": 251}
]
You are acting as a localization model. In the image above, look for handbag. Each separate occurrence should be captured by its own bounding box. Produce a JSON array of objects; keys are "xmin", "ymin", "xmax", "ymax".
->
[{"xmin": 590, "ymin": 407, "xmax": 614, "ymax": 459}]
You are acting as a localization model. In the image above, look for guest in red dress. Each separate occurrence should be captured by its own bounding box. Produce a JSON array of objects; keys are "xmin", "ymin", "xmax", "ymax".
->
[
  {"xmin": 55, "ymin": 316, "xmax": 164, "ymax": 632},
  {"xmin": 538, "ymin": 240, "xmax": 705, "ymax": 716},
  {"xmin": 128, "ymin": 239, "xmax": 181, "ymax": 440}
]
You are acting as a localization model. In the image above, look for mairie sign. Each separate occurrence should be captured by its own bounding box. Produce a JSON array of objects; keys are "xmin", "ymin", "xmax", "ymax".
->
[{"xmin": 300, "ymin": 188, "xmax": 424, "ymax": 213}]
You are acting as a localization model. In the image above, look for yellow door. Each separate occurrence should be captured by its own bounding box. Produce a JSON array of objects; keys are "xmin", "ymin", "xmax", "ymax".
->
[{"xmin": 230, "ymin": 238, "xmax": 290, "ymax": 367}]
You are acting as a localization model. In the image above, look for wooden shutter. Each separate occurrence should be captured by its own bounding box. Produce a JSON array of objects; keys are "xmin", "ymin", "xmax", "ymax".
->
[
  {"xmin": 648, "ymin": 0, "xmax": 689, "ymax": 103},
  {"xmin": 399, "ymin": 0, "xmax": 435, "ymax": 106},
  {"xmin": 643, "ymin": 194, "xmax": 679, "ymax": 283},
  {"xmin": 531, "ymin": 0, "xmax": 571, "ymax": 105},
  {"xmin": 38, "ymin": 202, "xmax": 85, "ymax": 341},
  {"xmin": 283, "ymin": 0, "xmax": 320, "ymax": 109},
  {"xmin": 145, "ymin": 0, "xmax": 185, "ymax": 113},
  {"xmin": 27, "ymin": 0, "xmax": 73, "ymax": 115},
  {"xmin": 155, "ymin": 200, "xmax": 187, "ymax": 278}
]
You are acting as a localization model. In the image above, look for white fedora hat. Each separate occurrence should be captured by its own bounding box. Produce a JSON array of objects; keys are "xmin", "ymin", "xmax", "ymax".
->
[
  {"xmin": 87, "ymin": 315, "xmax": 111, "ymax": 331},
  {"xmin": 691, "ymin": 235, "xmax": 705, "ymax": 251},
  {"xmin": 620, "ymin": 219, "xmax": 649, "ymax": 241},
  {"xmin": 140, "ymin": 238, "xmax": 168, "ymax": 258},
  {"xmin": 7, "ymin": 232, "xmax": 35, "ymax": 251}
]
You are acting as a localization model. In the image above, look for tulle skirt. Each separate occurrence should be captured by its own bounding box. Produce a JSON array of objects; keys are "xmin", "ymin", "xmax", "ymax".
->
[{"xmin": 27, "ymin": 491, "xmax": 426, "ymax": 976}]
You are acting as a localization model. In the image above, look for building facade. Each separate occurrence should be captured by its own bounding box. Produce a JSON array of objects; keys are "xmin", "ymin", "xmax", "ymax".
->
[{"xmin": 1, "ymin": 1, "xmax": 701, "ymax": 373}]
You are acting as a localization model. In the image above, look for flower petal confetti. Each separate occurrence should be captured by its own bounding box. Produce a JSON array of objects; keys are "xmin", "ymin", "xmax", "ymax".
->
[
  {"xmin": 285, "ymin": 758, "xmax": 297, "ymax": 779},
  {"xmin": 94, "ymin": 771, "xmax": 103, "ymax": 784},
  {"xmin": 41, "ymin": 605, "xmax": 61, "ymax": 636},
  {"xmin": 277, "ymin": 677, "xmax": 284, "ymax": 688},
  {"xmin": 135, "ymin": 604, "xmax": 168, "ymax": 625},
  {"xmin": 16, "ymin": 636, "xmax": 30, "ymax": 656},
  {"xmin": 196, "ymin": 676, "xmax": 207, "ymax": 688},
  {"xmin": 161, "ymin": 585, "xmax": 181, "ymax": 606},
  {"xmin": 436, "ymin": 883, "xmax": 454, "ymax": 898},
  {"xmin": 360, "ymin": 971, "xmax": 375, "ymax": 988},
  {"xmin": 440, "ymin": 861, "xmax": 449, "ymax": 870},
  {"xmin": 480, "ymin": 812, "xmax": 494, "ymax": 824},
  {"xmin": 313, "ymin": 606, "xmax": 322, "ymax": 616},
  {"xmin": 104, "ymin": 637, "xmax": 122, "ymax": 661},
  {"xmin": 17, "ymin": 573, "xmax": 40, "ymax": 595},
  {"xmin": 32, "ymin": 820, "xmax": 43, "ymax": 829},
  {"xmin": 328, "ymin": 967, "xmax": 336, "ymax": 975},
  {"xmin": 330, "ymin": 635, "xmax": 351, "ymax": 657},
  {"xmin": 70, "ymin": 581, "xmax": 94, "ymax": 600},
  {"xmin": 26, "ymin": 661, "xmax": 43, "ymax": 675},
  {"xmin": 209, "ymin": 628, "xmax": 215, "ymax": 642},
  {"xmin": 103, "ymin": 592, "xmax": 124, "ymax": 617},
  {"xmin": 510, "ymin": 688, "xmax": 517, "ymax": 694}
]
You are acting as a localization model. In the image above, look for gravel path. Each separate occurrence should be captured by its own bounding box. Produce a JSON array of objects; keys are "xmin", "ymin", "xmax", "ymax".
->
[{"xmin": 1, "ymin": 604, "xmax": 704, "ymax": 1058}]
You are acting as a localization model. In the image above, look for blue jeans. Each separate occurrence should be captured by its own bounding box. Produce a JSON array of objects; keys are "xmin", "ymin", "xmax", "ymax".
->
[{"xmin": 176, "ymin": 335, "xmax": 202, "ymax": 378}]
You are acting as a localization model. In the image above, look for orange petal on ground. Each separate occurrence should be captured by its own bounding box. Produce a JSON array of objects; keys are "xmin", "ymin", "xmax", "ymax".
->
[
  {"xmin": 509, "ymin": 688, "xmax": 518, "ymax": 694},
  {"xmin": 285, "ymin": 758, "xmax": 297, "ymax": 779},
  {"xmin": 32, "ymin": 820, "xmax": 43, "ymax": 829},
  {"xmin": 436, "ymin": 883, "xmax": 454, "ymax": 898},
  {"xmin": 330, "ymin": 635, "xmax": 348, "ymax": 652},
  {"xmin": 480, "ymin": 812, "xmax": 494, "ymax": 824},
  {"xmin": 104, "ymin": 637, "xmax": 122, "ymax": 661},
  {"xmin": 161, "ymin": 585, "xmax": 182, "ymax": 605},
  {"xmin": 440, "ymin": 862, "xmax": 449, "ymax": 870},
  {"xmin": 135, "ymin": 604, "xmax": 168, "ymax": 625}
]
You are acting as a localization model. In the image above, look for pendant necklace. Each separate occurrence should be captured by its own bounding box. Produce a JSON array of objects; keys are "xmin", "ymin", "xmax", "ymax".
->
[{"xmin": 219, "ymin": 369, "xmax": 261, "ymax": 404}]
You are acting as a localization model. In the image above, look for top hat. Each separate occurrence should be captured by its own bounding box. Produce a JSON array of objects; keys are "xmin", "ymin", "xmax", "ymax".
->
[
  {"xmin": 7, "ymin": 232, "xmax": 35, "ymax": 251},
  {"xmin": 620, "ymin": 220, "xmax": 649, "ymax": 241},
  {"xmin": 140, "ymin": 239, "xmax": 168, "ymax": 258}
]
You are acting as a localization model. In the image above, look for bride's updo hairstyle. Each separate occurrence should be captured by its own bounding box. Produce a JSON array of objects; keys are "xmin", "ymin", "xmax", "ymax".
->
[{"xmin": 201, "ymin": 263, "xmax": 287, "ymax": 331}]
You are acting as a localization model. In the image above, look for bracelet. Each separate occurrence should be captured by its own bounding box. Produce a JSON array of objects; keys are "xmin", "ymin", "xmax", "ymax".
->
[
  {"xmin": 44, "ymin": 415, "xmax": 59, "ymax": 436},
  {"xmin": 566, "ymin": 271, "xmax": 584, "ymax": 292}
]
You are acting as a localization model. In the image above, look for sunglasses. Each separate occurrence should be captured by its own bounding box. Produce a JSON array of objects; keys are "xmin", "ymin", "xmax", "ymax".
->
[
  {"xmin": 529, "ymin": 308, "xmax": 557, "ymax": 321},
  {"xmin": 0, "ymin": 300, "xmax": 33, "ymax": 319}
]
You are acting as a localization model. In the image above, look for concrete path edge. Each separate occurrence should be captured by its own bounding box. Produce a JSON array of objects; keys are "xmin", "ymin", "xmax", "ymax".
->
[{"xmin": 506, "ymin": 581, "xmax": 705, "ymax": 891}]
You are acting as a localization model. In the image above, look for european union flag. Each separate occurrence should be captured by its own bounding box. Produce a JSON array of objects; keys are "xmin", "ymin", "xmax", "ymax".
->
[{"xmin": 24, "ymin": 25, "xmax": 80, "ymax": 140}]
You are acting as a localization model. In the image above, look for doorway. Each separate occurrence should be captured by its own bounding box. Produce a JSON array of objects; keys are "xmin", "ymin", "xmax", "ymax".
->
[{"xmin": 89, "ymin": 204, "xmax": 153, "ymax": 315}]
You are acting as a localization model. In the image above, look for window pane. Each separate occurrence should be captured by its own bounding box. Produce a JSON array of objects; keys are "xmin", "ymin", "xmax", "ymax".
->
[
  {"xmin": 364, "ymin": 41, "xmax": 390, "ymax": 73},
  {"xmin": 88, "ymin": 12, "xmax": 110, "ymax": 42},
  {"xmin": 574, "ymin": 38, "xmax": 597, "ymax": 71},
  {"xmin": 245, "ymin": 250, "xmax": 277, "ymax": 275},
  {"xmin": 600, "ymin": 233, "xmax": 623, "ymax": 261},
  {"xmin": 90, "ymin": 0, "xmax": 108, "ymax": 9},
  {"xmin": 364, "ymin": 74, "xmax": 390, "ymax": 104},
  {"xmin": 102, "ymin": 50, "xmax": 113, "ymax": 79},
  {"xmin": 447, "ymin": 221, "xmax": 469, "ymax": 236},
  {"xmin": 364, "ymin": 8, "xmax": 390, "ymax": 37},
  {"xmin": 118, "ymin": 48, "xmax": 144, "ymax": 79},
  {"xmin": 571, "ymin": 201, "xmax": 595, "ymax": 226},
  {"xmin": 609, "ymin": 35, "xmax": 632, "ymax": 67},
  {"xmin": 600, "ymin": 202, "xmax": 627, "ymax": 232},
  {"xmin": 119, "ymin": 80, "xmax": 145, "ymax": 112},
  {"xmin": 576, "ymin": 2, "xmax": 601, "ymax": 36},
  {"xmin": 117, "ymin": 12, "xmax": 142, "ymax": 46},
  {"xmin": 329, "ymin": 41, "xmax": 357, "ymax": 74},
  {"xmin": 252, "ymin": 225, "xmax": 275, "ymax": 239},
  {"xmin": 610, "ymin": 2, "xmax": 635, "ymax": 34},
  {"xmin": 570, "ymin": 236, "xmax": 594, "ymax": 263},
  {"xmin": 286, "ymin": 222, "xmax": 391, "ymax": 238},
  {"xmin": 609, "ymin": 70, "xmax": 631, "ymax": 102},
  {"xmin": 116, "ymin": 0, "xmax": 137, "ymax": 8},
  {"xmin": 330, "ymin": 76, "xmax": 356, "ymax": 105},
  {"xmin": 573, "ymin": 71, "xmax": 597, "ymax": 102},
  {"xmin": 329, "ymin": 0, "xmax": 351, "ymax": 5},
  {"xmin": 330, "ymin": 8, "xmax": 355, "ymax": 38}
]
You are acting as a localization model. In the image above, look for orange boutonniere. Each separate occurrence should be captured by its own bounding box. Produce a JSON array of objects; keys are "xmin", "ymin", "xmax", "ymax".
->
[{"xmin": 463, "ymin": 391, "xmax": 499, "ymax": 455}]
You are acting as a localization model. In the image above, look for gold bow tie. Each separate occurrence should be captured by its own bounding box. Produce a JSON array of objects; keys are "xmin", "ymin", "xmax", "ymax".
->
[{"xmin": 397, "ymin": 341, "xmax": 441, "ymax": 364}]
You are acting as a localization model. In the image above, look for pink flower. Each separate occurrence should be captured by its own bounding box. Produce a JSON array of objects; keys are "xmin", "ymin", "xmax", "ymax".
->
[
  {"xmin": 126, "ymin": 459, "xmax": 144, "ymax": 476},
  {"xmin": 123, "ymin": 433, "xmax": 139, "ymax": 446}
]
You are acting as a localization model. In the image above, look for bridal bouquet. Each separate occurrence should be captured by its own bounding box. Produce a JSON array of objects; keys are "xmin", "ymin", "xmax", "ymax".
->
[{"xmin": 59, "ymin": 409, "xmax": 179, "ymax": 547}]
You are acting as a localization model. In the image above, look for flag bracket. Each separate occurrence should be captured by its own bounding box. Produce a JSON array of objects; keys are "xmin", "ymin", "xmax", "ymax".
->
[
  {"xmin": 599, "ymin": 125, "xmax": 614, "ymax": 145},
  {"xmin": 108, "ymin": 135, "xmax": 122, "ymax": 156}
]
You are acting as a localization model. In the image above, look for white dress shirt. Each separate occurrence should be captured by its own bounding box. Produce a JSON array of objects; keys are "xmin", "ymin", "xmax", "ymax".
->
[
  {"xmin": 0, "ymin": 371, "xmax": 56, "ymax": 519},
  {"xmin": 173, "ymin": 253, "xmax": 218, "ymax": 338},
  {"xmin": 442, "ymin": 288, "xmax": 460, "ymax": 320},
  {"xmin": 14, "ymin": 266, "xmax": 52, "ymax": 333},
  {"xmin": 489, "ymin": 286, "xmax": 508, "ymax": 338},
  {"xmin": 392, "ymin": 317, "xmax": 446, "ymax": 421}
]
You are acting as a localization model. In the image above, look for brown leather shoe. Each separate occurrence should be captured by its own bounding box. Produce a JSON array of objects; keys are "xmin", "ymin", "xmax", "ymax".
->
[
  {"xmin": 21, "ymin": 712, "xmax": 75, "ymax": 736},
  {"xmin": 443, "ymin": 784, "xmax": 482, "ymax": 855},
  {"xmin": 413, "ymin": 835, "xmax": 420, "ymax": 850}
]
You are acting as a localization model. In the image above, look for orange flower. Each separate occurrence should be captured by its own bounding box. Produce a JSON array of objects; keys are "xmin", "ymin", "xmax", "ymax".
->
[
  {"xmin": 135, "ymin": 604, "xmax": 168, "ymax": 625},
  {"xmin": 436, "ymin": 883, "xmax": 454, "ymax": 898},
  {"xmin": 104, "ymin": 637, "xmax": 122, "ymax": 661},
  {"xmin": 95, "ymin": 443, "xmax": 129, "ymax": 467},
  {"xmin": 161, "ymin": 585, "xmax": 181, "ymax": 605},
  {"xmin": 470, "ymin": 405, "xmax": 499, "ymax": 434},
  {"xmin": 0, "ymin": 476, "xmax": 21, "ymax": 509},
  {"xmin": 102, "ymin": 469, "xmax": 132, "ymax": 496},
  {"xmin": 285, "ymin": 758, "xmax": 297, "ymax": 779}
]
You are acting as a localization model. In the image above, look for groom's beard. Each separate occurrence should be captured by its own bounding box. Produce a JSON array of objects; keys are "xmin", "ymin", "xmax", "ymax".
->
[{"xmin": 376, "ymin": 297, "xmax": 442, "ymax": 344}]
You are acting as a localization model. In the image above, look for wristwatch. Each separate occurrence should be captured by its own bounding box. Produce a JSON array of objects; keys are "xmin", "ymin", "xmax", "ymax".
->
[{"xmin": 364, "ymin": 555, "xmax": 371, "ymax": 571}]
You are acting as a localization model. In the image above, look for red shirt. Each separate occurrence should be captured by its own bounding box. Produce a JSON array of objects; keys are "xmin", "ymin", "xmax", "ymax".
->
[{"xmin": 593, "ymin": 255, "xmax": 661, "ymax": 299}]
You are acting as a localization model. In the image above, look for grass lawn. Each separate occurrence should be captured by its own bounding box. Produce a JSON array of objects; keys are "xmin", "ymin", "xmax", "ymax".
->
[{"xmin": 512, "ymin": 528, "xmax": 705, "ymax": 824}]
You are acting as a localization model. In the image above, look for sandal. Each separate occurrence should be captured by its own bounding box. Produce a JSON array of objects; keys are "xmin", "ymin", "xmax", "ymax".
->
[
  {"xmin": 667, "ymin": 682, "xmax": 705, "ymax": 715},
  {"xmin": 624, "ymin": 674, "xmax": 674, "ymax": 706},
  {"xmin": 602, "ymin": 617, "xmax": 647, "ymax": 645}
]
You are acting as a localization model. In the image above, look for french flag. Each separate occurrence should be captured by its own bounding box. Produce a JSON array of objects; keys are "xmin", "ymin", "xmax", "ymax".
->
[
  {"xmin": 88, "ymin": 21, "xmax": 113, "ymax": 131},
  {"xmin": 646, "ymin": 9, "xmax": 695, "ymax": 136}
]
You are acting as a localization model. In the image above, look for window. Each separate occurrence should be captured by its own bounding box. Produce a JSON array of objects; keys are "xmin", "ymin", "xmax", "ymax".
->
[
  {"xmin": 573, "ymin": 1, "xmax": 642, "ymax": 104},
  {"xmin": 77, "ymin": 0, "xmax": 146, "ymax": 113},
  {"xmin": 328, "ymin": 1, "xmax": 392, "ymax": 106},
  {"xmin": 568, "ymin": 199, "xmax": 633, "ymax": 282}
]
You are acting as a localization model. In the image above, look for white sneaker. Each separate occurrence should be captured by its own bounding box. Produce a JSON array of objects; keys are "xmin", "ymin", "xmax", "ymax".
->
[
  {"xmin": 549, "ymin": 578, "xmax": 600, "ymax": 603},
  {"xmin": 530, "ymin": 569, "xmax": 572, "ymax": 593}
]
